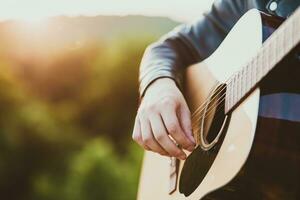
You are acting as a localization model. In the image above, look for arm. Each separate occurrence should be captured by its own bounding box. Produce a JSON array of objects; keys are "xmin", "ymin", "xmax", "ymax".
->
[
  {"xmin": 139, "ymin": 0, "xmax": 250, "ymax": 96},
  {"xmin": 134, "ymin": 0, "xmax": 251, "ymax": 159}
]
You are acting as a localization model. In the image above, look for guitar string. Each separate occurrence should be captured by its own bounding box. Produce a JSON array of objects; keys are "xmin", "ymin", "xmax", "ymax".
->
[
  {"xmin": 190, "ymin": 88, "xmax": 227, "ymax": 142},
  {"xmin": 197, "ymin": 6, "xmax": 300, "ymax": 121},
  {"xmin": 190, "ymin": 70, "xmax": 238, "ymax": 120},
  {"xmin": 192, "ymin": 96, "xmax": 227, "ymax": 144},
  {"xmin": 191, "ymin": 81, "xmax": 224, "ymax": 118},
  {"xmin": 192, "ymin": 95, "xmax": 225, "ymax": 132},
  {"xmin": 191, "ymin": 49, "xmax": 276, "ymax": 141},
  {"xmin": 192, "ymin": 68, "xmax": 245, "ymax": 122},
  {"xmin": 192, "ymin": 91, "xmax": 226, "ymax": 132},
  {"xmin": 192, "ymin": 57, "xmax": 282, "ymax": 139},
  {"xmin": 189, "ymin": 14, "xmax": 294, "ymax": 120},
  {"xmin": 191, "ymin": 75, "xmax": 243, "ymax": 140},
  {"xmin": 191, "ymin": 86, "xmax": 226, "ymax": 129},
  {"xmin": 192, "ymin": 90, "xmax": 226, "ymax": 122},
  {"xmin": 190, "ymin": 78, "xmax": 231, "ymax": 121},
  {"xmin": 190, "ymin": 40, "xmax": 268, "ymax": 125},
  {"xmin": 189, "ymin": 10, "xmax": 299, "ymax": 143},
  {"xmin": 189, "ymin": 85, "xmax": 226, "ymax": 142}
]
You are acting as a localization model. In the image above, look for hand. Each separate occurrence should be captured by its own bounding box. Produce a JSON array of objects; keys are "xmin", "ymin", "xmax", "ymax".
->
[{"xmin": 132, "ymin": 78, "xmax": 195, "ymax": 160}]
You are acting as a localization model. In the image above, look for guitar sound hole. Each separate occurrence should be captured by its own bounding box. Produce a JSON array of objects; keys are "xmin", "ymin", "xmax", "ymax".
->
[
  {"xmin": 179, "ymin": 84, "xmax": 230, "ymax": 197},
  {"xmin": 206, "ymin": 95, "xmax": 226, "ymax": 144},
  {"xmin": 199, "ymin": 84, "xmax": 228, "ymax": 150}
]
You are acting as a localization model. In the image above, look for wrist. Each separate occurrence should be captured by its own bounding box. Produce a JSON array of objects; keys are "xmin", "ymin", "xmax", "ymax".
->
[
  {"xmin": 149, "ymin": 77, "xmax": 176, "ymax": 89},
  {"xmin": 146, "ymin": 78, "xmax": 177, "ymax": 95}
]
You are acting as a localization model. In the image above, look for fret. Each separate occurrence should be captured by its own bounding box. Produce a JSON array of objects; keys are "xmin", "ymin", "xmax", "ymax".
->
[
  {"xmin": 273, "ymin": 32, "xmax": 278, "ymax": 63},
  {"xmin": 279, "ymin": 28, "xmax": 288, "ymax": 62},
  {"xmin": 239, "ymin": 71, "xmax": 243, "ymax": 101},
  {"xmin": 256, "ymin": 51, "xmax": 261, "ymax": 80},
  {"xmin": 250, "ymin": 59, "xmax": 254, "ymax": 90},
  {"xmin": 265, "ymin": 43, "xmax": 270, "ymax": 75},
  {"xmin": 295, "ymin": 20, "xmax": 300, "ymax": 47},
  {"xmin": 232, "ymin": 79, "xmax": 234, "ymax": 110},
  {"xmin": 231, "ymin": 78, "xmax": 234, "ymax": 111},
  {"xmin": 225, "ymin": 8, "xmax": 300, "ymax": 113},
  {"xmin": 253, "ymin": 58, "xmax": 257, "ymax": 85},
  {"xmin": 225, "ymin": 80, "xmax": 232, "ymax": 112},
  {"xmin": 255, "ymin": 57, "xmax": 260, "ymax": 84},
  {"xmin": 236, "ymin": 72, "xmax": 240, "ymax": 102},
  {"xmin": 262, "ymin": 44, "xmax": 268, "ymax": 76},
  {"xmin": 292, "ymin": 19, "xmax": 295, "ymax": 44},
  {"xmin": 226, "ymin": 80, "xmax": 230, "ymax": 112},
  {"xmin": 255, "ymin": 55, "xmax": 259, "ymax": 82},
  {"xmin": 251, "ymin": 57, "xmax": 255, "ymax": 81},
  {"xmin": 283, "ymin": 24, "xmax": 290, "ymax": 57},
  {"xmin": 234, "ymin": 73, "xmax": 238, "ymax": 107},
  {"xmin": 296, "ymin": 19, "xmax": 300, "ymax": 45},
  {"xmin": 230, "ymin": 79, "xmax": 234, "ymax": 110},
  {"xmin": 293, "ymin": 18, "xmax": 299, "ymax": 45},
  {"xmin": 226, "ymin": 81, "xmax": 229, "ymax": 112},
  {"xmin": 244, "ymin": 68, "xmax": 247, "ymax": 96},
  {"xmin": 278, "ymin": 28, "xmax": 284, "ymax": 61},
  {"xmin": 246, "ymin": 64, "xmax": 251, "ymax": 92},
  {"xmin": 288, "ymin": 22, "xmax": 294, "ymax": 52},
  {"xmin": 225, "ymin": 91, "xmax": 229, "ymax": 112},
  {"xmin": 268, "ymin": 36, "xmax": 275, "ymax": 69},
  {"xmin": 275, "ymin": 31, "xmax": 281, "ymax": 63},
  {"xmin": 228, "ymin": 80, "xmax": 232, "ymax": 112},
  {"xmin": 256, "ymin": 52, "xmax": 262, "ymax": 82},
  {"xmin": 238, "ymin": 71, "xmax": 242, "ymax": 102},
  {"xmin": 231, "ymin": 77, "xmax": 235, "ymax": 110},
  {"xmin": 231, "ymin": 74, "xmax": 236, "ymax": 108},
  {"xmin": 293, "ymin": 17, "xmax": 300, "ymax": 48},
  {"xmin": 244, "ymin": 65, "xmax": 247, "ymax": 94},
  {"xmin": 292, "ymin": 18, "xmax": 296, "ymax": 47},
  {"xmin": 226, "ymin": 79, "xmax": 230, "ymax": 112},
  {"xmin": 272, "ymin": 33, "xmax": 278, "ymax": 69},
  {"xmin": 240, "ymin": 70, "xmax": 244, "ymax": 98},
  {"xmin": 242, "ymin": 67, "xmax": 247, "ymax": 96},
  {"xmin": 248, "ymin": 61, "xmax": 252, "ymax": 90},
  {"xmin": 270, "ymin": 37, "xmax": 276, "ymax": 70}
]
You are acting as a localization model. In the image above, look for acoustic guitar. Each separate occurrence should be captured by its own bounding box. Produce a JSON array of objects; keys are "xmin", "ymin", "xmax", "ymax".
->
[{"xmin": 138, "ymin": 8, "xmax": 300, "ymax": 200}]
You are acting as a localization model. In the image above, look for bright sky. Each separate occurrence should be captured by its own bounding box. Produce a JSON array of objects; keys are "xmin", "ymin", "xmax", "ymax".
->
[{"xmin": 0, "ymin": 0, "xmax": 213, "ymax": 22}]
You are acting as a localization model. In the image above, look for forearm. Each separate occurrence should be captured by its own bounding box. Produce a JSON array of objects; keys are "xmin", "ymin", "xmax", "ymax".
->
[
  {"xmin": 139, "ymin": 24, "xmax": 203, "ymax": 97},
  {"xmin": 138, "ymin": 0, "xmax": 248, "ymax": 98}
]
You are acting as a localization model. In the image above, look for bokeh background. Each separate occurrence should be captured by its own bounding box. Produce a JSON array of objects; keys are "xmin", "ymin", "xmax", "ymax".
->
[{"xmin": 0, "ymin": 1, "xmax": 212, "ymax": 199}]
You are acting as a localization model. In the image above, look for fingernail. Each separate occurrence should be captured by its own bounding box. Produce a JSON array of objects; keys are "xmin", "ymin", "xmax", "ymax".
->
[
  {"xmin": 180, "ymin": 154, "xmax": 186, "ymax": 160},
  {"xmin": 188, "ymin": 134, "xmax": 196, "ymax": 144},
  {"xmin": 188, "ymin": 146, "xmax": 195, "ymax": 152}
]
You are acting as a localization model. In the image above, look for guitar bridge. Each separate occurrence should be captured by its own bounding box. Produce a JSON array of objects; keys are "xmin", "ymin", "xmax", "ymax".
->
[{"xmin": 169, "ymin": 157, "xmax": 179, "ymax": 194}]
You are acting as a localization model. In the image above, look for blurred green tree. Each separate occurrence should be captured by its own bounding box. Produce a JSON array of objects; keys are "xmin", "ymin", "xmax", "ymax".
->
[{"xmin": 0, "ymin": 15, "xmax": 178, "ymax": 200}]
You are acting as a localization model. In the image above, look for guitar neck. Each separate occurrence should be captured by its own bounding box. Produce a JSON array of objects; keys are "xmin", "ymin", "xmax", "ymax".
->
[{"xmin": 225, "ymin": 8, "xmax": 300, "ymax": 114}]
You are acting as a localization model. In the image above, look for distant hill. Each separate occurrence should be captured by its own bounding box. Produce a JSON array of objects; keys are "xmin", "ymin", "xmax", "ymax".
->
[
  {"xmin": 0, "ymin": 15, "xmax": 180, "ymax": 49},
  {"xmin": 0, "ymin": 15, "xmax": 180, "ymax": 103},
  {"xmin": 48, "ymin": 15, "xmax": 180, "ymax": 38}
]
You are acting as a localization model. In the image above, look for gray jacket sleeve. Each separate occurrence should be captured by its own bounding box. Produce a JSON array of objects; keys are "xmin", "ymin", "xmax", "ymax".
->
[{"xmin": 139, "ymin": 0, "xmax": 252, "ymax": 97}]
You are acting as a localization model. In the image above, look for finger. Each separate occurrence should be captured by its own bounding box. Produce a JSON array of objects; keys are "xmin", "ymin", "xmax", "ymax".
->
[
  {"xmin": 139, "ymin": 114, "xmax": 169, "ymax": 156},
  {"xmin": 161, "ymin": 107, "xmax": 195, "ymax": 151},
  {"xmin": 149, "ymin": 114, "xmax": 186, "ymax": 159},
  {"xmin": 178, "ymin": 102, "xmax": 196, "ymax": 145},
  {"xmin": 132, "ymin": 117, "xmax": 151, "ymax": 150}
]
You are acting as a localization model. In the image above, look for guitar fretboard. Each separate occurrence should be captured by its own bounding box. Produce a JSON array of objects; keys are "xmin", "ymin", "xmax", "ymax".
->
[{"xmin": 225, "ymin": 8, "xmax": 300, "ymax": 114}]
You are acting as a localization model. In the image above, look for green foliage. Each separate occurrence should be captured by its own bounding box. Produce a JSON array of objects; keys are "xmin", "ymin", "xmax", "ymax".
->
[
  {"xmin": 31, "ymin": 139, "xmax": 143, "ymax": 200},
  {"xmin": 0, "ymin": 16, "xmax": 177, "ymax": 200}
]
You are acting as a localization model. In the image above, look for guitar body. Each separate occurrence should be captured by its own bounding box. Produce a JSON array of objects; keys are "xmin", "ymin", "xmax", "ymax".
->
[{"xmin": 138, "ymin": 9, "xmax": 300, "ymax": 200}]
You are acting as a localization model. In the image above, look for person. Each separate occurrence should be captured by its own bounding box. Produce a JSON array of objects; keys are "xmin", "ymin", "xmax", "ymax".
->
[{"xmin": 132, "ymin": 0, "xmax": 300, "ymax": 160}]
